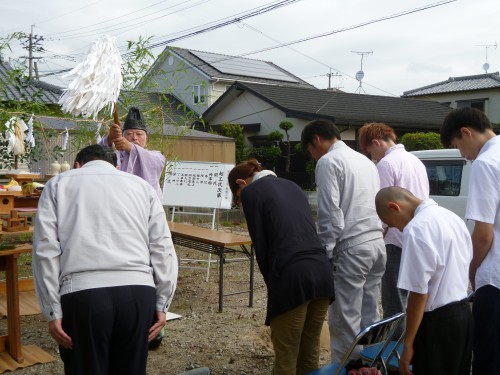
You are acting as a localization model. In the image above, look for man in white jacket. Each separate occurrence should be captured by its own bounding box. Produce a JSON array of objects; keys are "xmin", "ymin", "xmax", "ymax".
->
[
  {"xmin": 301, "ymin": 119, "xmax": 386, "ymax": 362},
  {"xmin": 33, "ymin": 144, "xmax": 178, "ymax": 375}
]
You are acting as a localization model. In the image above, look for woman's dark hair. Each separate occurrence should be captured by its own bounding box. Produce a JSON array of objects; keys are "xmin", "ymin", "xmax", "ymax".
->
[
  {"xmin": 227, "ymin": 159, "xmax": 263, "ymax": 204},
  {"xmin": 441, "ymin": 107, "xmax": 492, "ymax": 148}
]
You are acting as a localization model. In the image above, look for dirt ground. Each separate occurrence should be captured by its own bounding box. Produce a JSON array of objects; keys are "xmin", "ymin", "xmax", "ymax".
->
[{"xmin": 1, "ymin": 224, "xmax": 332, "ymax": 375}]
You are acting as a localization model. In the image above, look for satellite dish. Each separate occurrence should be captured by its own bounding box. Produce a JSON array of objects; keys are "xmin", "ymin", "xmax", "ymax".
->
[
  {"xmin": 355, "ymin": 70, "xmax": 365, "ymax": 81},
  {"xmin": 483, "ymin": 62, "xmax": 490, "ymax": 73}
]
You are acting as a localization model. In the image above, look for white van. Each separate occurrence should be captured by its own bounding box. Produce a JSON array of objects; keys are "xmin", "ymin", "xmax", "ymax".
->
[{"xmin": 411, "ymin": 149, "xmax": 474, "ymax": 232}]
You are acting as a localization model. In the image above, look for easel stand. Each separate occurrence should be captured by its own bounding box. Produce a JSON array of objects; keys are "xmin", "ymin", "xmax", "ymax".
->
[
  {"xmin": 170, "ymin": 207, "xmax": 218, "ymax": 282},
  {"xmin": 163, "ymin": 161, "xmax": 235, "ymax": 283}
]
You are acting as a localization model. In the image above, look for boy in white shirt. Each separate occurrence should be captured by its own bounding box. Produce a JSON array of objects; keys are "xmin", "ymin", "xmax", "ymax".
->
[{"xmin": 375, "ymin": 187, "xmax": 472, "ymax": 375}]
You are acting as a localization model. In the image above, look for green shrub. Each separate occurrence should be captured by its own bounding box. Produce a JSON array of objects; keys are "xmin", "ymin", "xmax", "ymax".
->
[{"xmin": 400, "ymin": 132, "xmax": 443, "ymax": 151}]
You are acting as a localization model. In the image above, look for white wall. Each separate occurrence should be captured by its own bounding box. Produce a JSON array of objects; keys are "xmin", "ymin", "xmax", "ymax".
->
[
  {"xmin": 413, "ymin": 89, "xmax": 500, "ymax": 124},
  {"xmin": 208, "ymin": 91, "xmax": 302, "ymax": 142},
  {"xmin": 212, "ymin": 80, "xmax": 233, "ymax": 105},
  {"xmin": 207, "ymin": 91, "xmax": 356, "ymax": 142}
]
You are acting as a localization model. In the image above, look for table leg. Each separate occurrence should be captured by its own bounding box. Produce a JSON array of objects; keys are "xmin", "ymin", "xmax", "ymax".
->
[
  {"xmin": 249, "ymin": 245, "xmax": 254, "ymax": 308},
  {"xmin": 5, "ymin": 254, "xmax": 23, "ymax": 363},
  {"xmin": 218, "ymin": 246, "xmax": 224, "ymax": 313}
]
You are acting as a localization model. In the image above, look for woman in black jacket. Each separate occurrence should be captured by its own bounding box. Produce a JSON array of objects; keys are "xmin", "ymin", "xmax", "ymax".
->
[{"xmin": 228, "ymin": 159, "xmax": 335, "ymax": 375}]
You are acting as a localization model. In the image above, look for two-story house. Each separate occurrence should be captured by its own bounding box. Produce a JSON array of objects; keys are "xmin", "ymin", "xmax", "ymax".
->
[
  {"xmin": 137, "ymin": 46, "xmax": 314, "ymax": 116},
  {"xmin": 402, "ymin": 72, "xmax": 500, "ymax": 124}
]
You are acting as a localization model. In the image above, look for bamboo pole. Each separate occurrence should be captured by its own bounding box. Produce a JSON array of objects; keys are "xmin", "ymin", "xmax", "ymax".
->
[{"xmin": 113, "ymin": 103, "xmax": 120, "ymax": 125}]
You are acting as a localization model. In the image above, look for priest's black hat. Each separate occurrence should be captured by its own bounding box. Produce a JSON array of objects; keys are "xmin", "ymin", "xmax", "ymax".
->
[{"xmin": 122, "ymin": 107, "xmax": 147, "ymax": 133}]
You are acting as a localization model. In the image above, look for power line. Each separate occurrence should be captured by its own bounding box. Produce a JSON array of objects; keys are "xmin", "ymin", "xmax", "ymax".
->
[
  {"xmin": 12, "ymin": 0, "xmax": 302, "ymax": 81},
  {"xmin": 35, "ymin": 1, "xmax": 102, "ymax": 26},
  {"xmin": 134, "ymin": 0, "xmax": 455, "ymax": 96},
  {"xmin": 241, "ymin": 21, "xmax": 330, "ymax": 69},
  {"xmin": 44, "ymin": 0, "xmax": 172, "ymax": 37},
  {"xmin": 126, "ymin": 0, "xmax": 303, "ymax": 55},
  {"xmin": 240, "ymin": 0, "xmax": 456, "ymax": 57},
  {"xmin": 47, "ymin": 0, "xmax": 209, "ymax": 40},
  {"xmin": 241, "ymin": 22, "xmax": 347, "ymax": 90},
  {"xmin": 230, "ymin": 0, "xmax": 456, "ymax": 95},
  {"xmin": 0, "ymin": 2, "xmax": 101, "ymax": 36},
  {"xmin": 44, "ymin": 0, "xmax": 288, "ymax": 60},
  {"xmin": 32, "ymin": 0, "xmax": 455, "ymax": 97},
  {"xmin": 41, "ymin": 60, "xmax": 71, "ymax": 86}
]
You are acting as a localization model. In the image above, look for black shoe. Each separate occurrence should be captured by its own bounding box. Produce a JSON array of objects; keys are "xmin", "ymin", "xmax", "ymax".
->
[{"xmin": 148, "ymin": 336, "xmax": 162, "ymax": 351}]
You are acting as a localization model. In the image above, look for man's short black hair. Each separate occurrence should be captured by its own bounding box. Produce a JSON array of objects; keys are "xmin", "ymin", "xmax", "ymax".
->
[
  {"xmin": 301, "ymin": 119, "xmax": 341, "ymax": 150},
  {"xmin": 441, "ymin": 107, "xmax": 492, "ymax": 148},
  {"xmin": 74, "ymin": 144, "xmax": 117, "ymax": 167}
]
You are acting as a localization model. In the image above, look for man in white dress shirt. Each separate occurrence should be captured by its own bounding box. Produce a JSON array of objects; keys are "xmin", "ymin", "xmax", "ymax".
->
[
  {"xmin": 440, "ymin": 107, "xmax": 500, "ymax": 375},
  {"xmin": 376, "ymin": 187, "xmax": 472, "ymax": 375}
]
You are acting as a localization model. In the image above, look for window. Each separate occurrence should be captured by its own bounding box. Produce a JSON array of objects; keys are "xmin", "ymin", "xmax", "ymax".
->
[
  {"xmin": 193, "ymin": 85, "xmax": 206, "ymax": 104},
  {"xmin": 421, "ymin": 160, "xmax": 464, "ymax": 196},
  {"xmin": 456, "ymin": 99, "xmax": 486, "ymax": 112}
]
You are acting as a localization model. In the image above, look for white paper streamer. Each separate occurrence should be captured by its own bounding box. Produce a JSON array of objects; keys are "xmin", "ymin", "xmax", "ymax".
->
[
  {"xmin": 4, "ymin": 117, "xmax": 28, "ymax": 156},
  {"xmin": 62, "ymin": 127, "xmax": 69, "ymax": 151},
  {"xmin": 26, "ymin": 114, "xmax": 36, "ymax": 147},
  {"xmin": 59, "ymin": 35, "xmax": 123, "ymax": 120}
]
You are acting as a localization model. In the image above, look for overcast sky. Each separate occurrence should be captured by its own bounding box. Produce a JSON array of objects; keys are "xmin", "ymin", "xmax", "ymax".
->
[{"xmin": 1, "ymin": 0, "xmax": 498, "ymax": 97}]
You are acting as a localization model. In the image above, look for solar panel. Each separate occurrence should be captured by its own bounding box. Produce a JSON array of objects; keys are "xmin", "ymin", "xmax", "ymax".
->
[{"xmin": 191, "ymin": 50, "xmax": 299, "ymax": 83}]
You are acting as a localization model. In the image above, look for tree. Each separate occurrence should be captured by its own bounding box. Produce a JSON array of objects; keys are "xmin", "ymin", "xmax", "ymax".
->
[
  {"xmin": 294, "ymin": 143, "xmax": 316, "ymax": 189},
  {"xmin": 278, "ymin": 120, "xmax": 293, "ymax": 176},
  {"xmin": 400, "ymin": 132, "xmax": 443, "ymax": 151},
  {"xmin": 211, "ymin": 123, "xmax": 248, "ymax": 163},
  {"xmin": 0, "ymin": 33, "xmax": 64, "ymax": 169},
  {"xmin": 248, "ymin": 145, "xmax": 281, "ymax": 170},
  {"xmin": 122, "ymin": 36, "xmax": 156, "ymax": 91},
  {"xmin": 0, "ymin": 33, "xmax": 199, "ymax": 172},
  {"xmin": 264, "ymin": 120, "xmax": 295, "ymax": 176}
]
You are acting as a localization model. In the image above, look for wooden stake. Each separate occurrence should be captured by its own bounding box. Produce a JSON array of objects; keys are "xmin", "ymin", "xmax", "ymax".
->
[{"xmin": 113, "ymin": 103, "xmax": 120, "ymax": 125}]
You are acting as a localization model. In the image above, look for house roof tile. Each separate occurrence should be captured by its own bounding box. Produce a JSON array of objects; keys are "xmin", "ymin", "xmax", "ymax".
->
[
  {"xmin": 166, "ymin": 47, "xmax": 315, "ymax": 88},
  {"xmin": 38, "ymin": 115, "xmax": 231, "ymax": 141},
  {"xmin": 402, "ymin": 72, "xmax": 500, "ymax": 97},
  {"xmin": 204, "ymin": 82, "xmax": 452, "ymax": 130},
  {"xmin": 0, "ymin": 61, "xmax": 62, "ymax": 104}
]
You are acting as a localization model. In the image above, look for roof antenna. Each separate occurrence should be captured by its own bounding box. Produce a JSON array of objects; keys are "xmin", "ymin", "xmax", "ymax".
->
[
  {"xmin": 477, "ymin": 42, "xmax": 497, "ymax": 73},
  {"xmin": 351, "ymin": 50, "xmax": 372, "ymax": 94},
  {"xmin": 326, "ymin": 68, "xmax": 342, "ymax": 90}
]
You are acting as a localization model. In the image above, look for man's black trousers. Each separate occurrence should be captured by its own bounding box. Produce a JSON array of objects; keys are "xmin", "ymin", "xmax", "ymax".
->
[
  {"xmin": 59, "ymin": 285, "xmax": 156, "ymax": 375},
  {"xmin": 412, "ymin": 298, "xmax": 473, "ymax": 375}
]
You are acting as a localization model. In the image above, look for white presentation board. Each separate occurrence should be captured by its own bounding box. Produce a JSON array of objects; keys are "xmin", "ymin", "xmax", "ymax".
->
[{"xmin": 162, "ymin": 161, "xmax": 234, "ymax": 209}]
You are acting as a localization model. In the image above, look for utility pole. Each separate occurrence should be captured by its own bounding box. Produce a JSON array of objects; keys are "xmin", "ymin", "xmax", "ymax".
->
[
  {"xmin": 326, "ymin": 68, "xmax": 342, "ymax": 90},
  {"xmin": 28, "ymin": 25, "xmax": 33, "ymax": 79},
  {"xmin": 20, "ymin": 25, "xmax": 44, "ymax": 79}
]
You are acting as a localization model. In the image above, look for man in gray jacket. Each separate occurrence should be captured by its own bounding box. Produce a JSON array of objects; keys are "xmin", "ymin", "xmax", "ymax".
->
[
  {"xmin": 301, "ymin": 119, "xmax": 386, "ymax": 362},
  {"xmin": 33, "ymin": 144, "xmax": 178, "ymax": 375}
]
